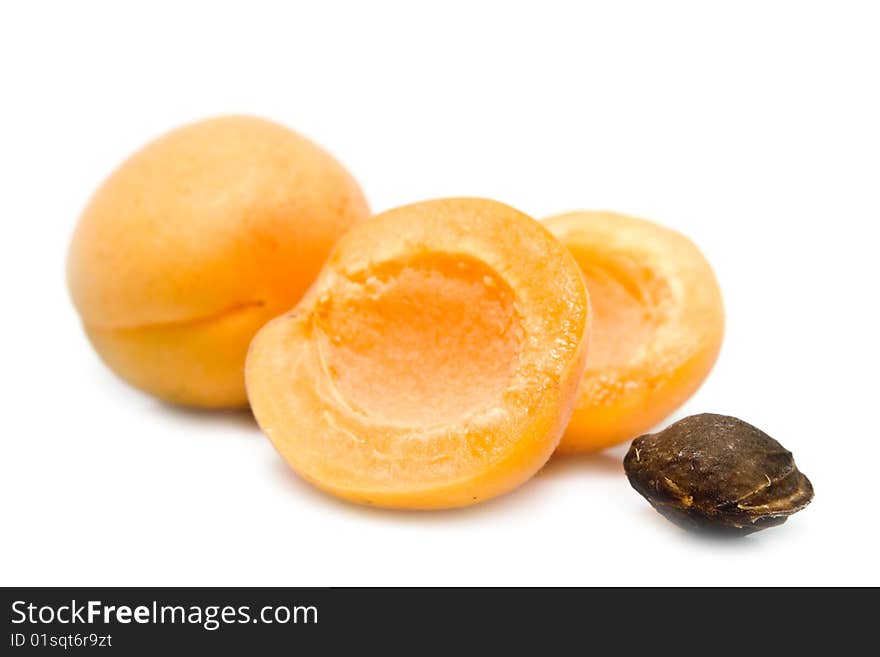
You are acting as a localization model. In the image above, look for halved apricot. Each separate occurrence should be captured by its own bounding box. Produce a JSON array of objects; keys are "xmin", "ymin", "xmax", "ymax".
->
[
  {"xmin": 544, "ymin": 211, "xmax": 724, "ymax": 453},
  {"xmin": 246, "ymin": 198, "xmax": 590, "ymax": 509}
]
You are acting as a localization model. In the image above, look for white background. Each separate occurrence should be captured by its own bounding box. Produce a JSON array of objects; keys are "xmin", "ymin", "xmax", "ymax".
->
[{"xmin": 2, "ymin": 1, "xmax": 878, "ymax": 586}]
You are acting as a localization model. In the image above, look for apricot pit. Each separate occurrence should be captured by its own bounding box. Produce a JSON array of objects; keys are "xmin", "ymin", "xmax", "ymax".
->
[{"xmin": 624, "ymin": 414, "xmax": 814, "ymax": 534}]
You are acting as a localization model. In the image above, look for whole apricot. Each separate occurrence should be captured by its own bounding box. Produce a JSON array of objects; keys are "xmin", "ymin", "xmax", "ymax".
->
[
  {"xmin": 545, "ymin": 211, "xmax": 724, "ymax": 453},
  {"xmin": 246, "ymin": 198, "xmax": 591, "ymax": 509},
  {"xmin": 68, "ymin": 116, "xmax": 369, "ymax": 407}
]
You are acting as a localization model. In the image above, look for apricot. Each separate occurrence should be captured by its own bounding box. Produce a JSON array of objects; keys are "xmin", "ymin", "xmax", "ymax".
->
[
  {"xmin": 68, "ymin": 116, "xmax": 369, "ymax": 408},
  {"xmin": 544, "ymin": 211, "xmax": 724, "ymax": 453},
  {"xmin": 246, "ymin": 198, "xmax": 590, "ymax": 509}
]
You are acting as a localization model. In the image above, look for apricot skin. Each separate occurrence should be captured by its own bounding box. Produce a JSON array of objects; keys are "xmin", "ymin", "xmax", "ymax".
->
[
  {"xmin": 67, "ymin": 116, "xmax": 369, "ymax": 408},
  {"xmin": 246, "ymin": 198, "xmax": 591, "ymax": 509},
  {"xmin": 544, "ymin": 211, "xmax": 724, "ymax": 454}
]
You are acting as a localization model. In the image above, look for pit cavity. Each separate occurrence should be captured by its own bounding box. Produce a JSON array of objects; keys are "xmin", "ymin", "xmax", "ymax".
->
[
  {"xmin": 315, "ymin": 254, "xmax": 522, "ymax": 427},
  {"xmin": 570, "ymin": 248, "xmax": 664, "ymax": 372}
]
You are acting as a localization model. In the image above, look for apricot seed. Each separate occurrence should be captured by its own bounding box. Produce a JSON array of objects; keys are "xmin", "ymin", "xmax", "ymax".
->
[
  {"xmin": 624, "ymin": 414, "xmax": 814, "ymax": 534},
  {"xmin": 544, "ymin": 211, "xmax": 724, "ymax": 453},
  {"xmin": 246, "ymin": 198, "xmax": 590, "ymax": 509},
  {"xmin": 68, "ymin": 116, "xmax": 369, "ymax": 408}
]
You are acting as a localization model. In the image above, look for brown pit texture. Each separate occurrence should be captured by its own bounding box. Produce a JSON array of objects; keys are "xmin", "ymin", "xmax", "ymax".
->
[{"xmin": 624, "ymin": 413, "xmax": 813, "ymax": 535}]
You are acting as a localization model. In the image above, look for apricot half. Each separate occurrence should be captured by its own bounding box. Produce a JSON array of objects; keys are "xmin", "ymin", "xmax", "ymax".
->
[
  {"xmin": 544, "ymin": 211, "xmax": 724, "ymax": 453},
  {"xmin": 246, "ymin": 198, "xmax": 590, "ymax": 509},
  {"xmin": 68, "ymin": 116, "xmax": 369, "ymax": 408}
]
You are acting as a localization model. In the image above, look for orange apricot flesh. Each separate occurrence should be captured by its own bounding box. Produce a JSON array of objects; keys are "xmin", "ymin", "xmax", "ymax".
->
[
  {"xmin": 246, "ymin": 198, "xmax": 590, "ymax": 509},
  {"xmin": 67, "ymin": 116, "xmax": 369, "ymax": 408},
  {"xmin": 544, "ymin": 211, "xmax": 724, "ymax": 453}
]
